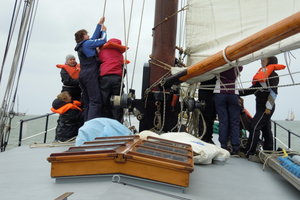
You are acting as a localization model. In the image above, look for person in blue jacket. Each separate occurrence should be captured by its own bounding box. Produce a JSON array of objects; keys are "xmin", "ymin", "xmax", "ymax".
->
[{"xmin": 74, "ymin": 17, "xmax": 107, "ymax": 121}]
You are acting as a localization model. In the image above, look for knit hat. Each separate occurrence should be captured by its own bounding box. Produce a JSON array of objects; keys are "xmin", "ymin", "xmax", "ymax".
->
[{"xmin": 65, "ymin": 54, "xmax": 75, "ymax": 62}]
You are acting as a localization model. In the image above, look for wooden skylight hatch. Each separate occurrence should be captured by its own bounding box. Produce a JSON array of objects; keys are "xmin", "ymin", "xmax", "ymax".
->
[{"xmin": 47, "ymin": 135, "xmax": 194, "ymax": 187}]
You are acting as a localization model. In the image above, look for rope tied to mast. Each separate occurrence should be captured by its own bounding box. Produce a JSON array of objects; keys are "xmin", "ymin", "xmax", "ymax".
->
[{"xmin": 152, "ymin": 5, "xmax": 188, "ymax": 31}]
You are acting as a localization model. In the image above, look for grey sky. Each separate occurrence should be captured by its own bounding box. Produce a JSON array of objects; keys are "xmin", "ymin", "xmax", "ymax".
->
[
  {"xmin": 1, "ymin": 0, "xmax": 300, "ymax": 120},
  {"xmin": 0, "ymin": 0, "xmax": 154, "ymax": 115}
]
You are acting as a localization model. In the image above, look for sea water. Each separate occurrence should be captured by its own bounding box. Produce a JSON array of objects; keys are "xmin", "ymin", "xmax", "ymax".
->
[
  {"xmin": 3, "ymin": 114, "xmax": 59, "ymax": 150},
  {"xmin": 3, "ymin": 115, "xmax": 300, "ymax": 152}
]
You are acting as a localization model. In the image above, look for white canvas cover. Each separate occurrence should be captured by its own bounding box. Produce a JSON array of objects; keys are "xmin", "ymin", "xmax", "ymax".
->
[
  {"xmin": 183, "ymin": 0, "xmax": 300, "ymax": 82},
  {"xmin": 139, "ymin": 131, "xmax": 230, "ymax": 164}
]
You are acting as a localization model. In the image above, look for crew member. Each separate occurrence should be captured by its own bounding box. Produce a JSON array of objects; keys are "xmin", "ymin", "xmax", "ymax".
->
[
  {"xmin": 56, "ymin": 54, "xmax": 81, "ymax": 101},
  {"xmin": 74, "ymin": 16, "xmax": 107, "ymax": 121},
  {"xmin": 98, "ymin": 38, "xmax": 128, "ymax": 123},
  {"xmin": 240, "ymin": 56, "xmax": 286, "ymax": 160}
]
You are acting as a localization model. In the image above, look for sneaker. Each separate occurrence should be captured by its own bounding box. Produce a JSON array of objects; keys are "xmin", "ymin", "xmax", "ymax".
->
[
  {"xmin": 230, "ymin": 151, "xmax": 240, "ymax": 157},
  {"xmin": 248, "ymin": 155, "xmax": 261, "ymax": 163},
  {"xmin": 238, "ymin": 151, "xmax": 247, "ymax": 158}
]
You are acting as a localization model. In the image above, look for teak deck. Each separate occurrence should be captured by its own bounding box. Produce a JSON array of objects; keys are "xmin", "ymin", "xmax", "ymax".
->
[{"xmin": 47, "ymin": 135, "xmax": 194, "ymax": 187}]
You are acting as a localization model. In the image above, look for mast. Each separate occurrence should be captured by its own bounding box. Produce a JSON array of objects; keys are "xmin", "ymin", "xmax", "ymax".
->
[
  {"xmin": 149, "ymin": 0, "xmax": 178, "ymax": 86},
  {"xmin": 138, "ymin": 0, "xmax": 179, "ymax": 132}
]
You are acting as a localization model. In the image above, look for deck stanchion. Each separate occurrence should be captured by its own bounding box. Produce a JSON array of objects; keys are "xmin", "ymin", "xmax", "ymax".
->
[
  {"xmin": 18, "ymin": 120, "xmax": 24, "ymax": 146},
  {"xmin": 288, "ymin": 131, "xmax": 291, "ymax": 149},
  {"xmin": 44, "ymin": 114, "xmax": 50, "ymax": 143},
  {"xmin": 273, "ymin": 122, "xmax": 277, "ymax": 151}
]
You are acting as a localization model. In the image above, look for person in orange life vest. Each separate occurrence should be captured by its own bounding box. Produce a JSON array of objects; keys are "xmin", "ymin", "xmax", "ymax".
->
[
  {"xmin": 74, "ymin": 16, "xmax": 107, "ymax": 122},
  {"xmin": 98, "ymin": 38, "xmax": 128, "ymax": 123},
  {"xmin": 56, "ymin": 54, "xmax": 81, "ymax": 101},
  {"xmin": 51, "ymin": 91, "xmax": 83, "ymax": 142},
  {"xmin": 239, "ymin": 56, "xmax": 286, "ymax": 158}
]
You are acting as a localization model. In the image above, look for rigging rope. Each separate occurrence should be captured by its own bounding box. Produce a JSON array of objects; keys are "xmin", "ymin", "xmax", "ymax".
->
[
  {"xmin": 120, "ymin": 0, "xmax": 134, "ymax": 96},
  {"xmin": 198, "ymin": 70, "xmax": 300, "ymax": 90},
  {"xmin": 152, "ymin": 5, "xmax": 188, "ymax": 31},
  {"xmin": 284, "ymin": 51, "xmax": 295, "ymax": 84},
  {"xmin": 130, "ymin": 0, "xmax": 146, "ymax": 89},
  {"xmin": 178, "ymin": 0, "xmax": 186, "ymax": 50},
  {"xmin": 0, "ymin": 0, "xmax": 38, "ymax": 151},
  {"xmin": 120, "ymin": 0, "xmax": 135, "ymax": 126},
  {"xmin": 102, "ymin": 0, "xmax": 107, "ymax": 17},
  {"xmin": 0, "ymin": 0, "xmax": 21, "ymax": 87}
]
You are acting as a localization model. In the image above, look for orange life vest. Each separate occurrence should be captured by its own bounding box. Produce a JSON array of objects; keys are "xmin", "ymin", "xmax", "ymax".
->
[
  {"xmin": 101, "ymin": 41, "xmax": 129, "ymax": 53},
  {"xmin": 51, "ymin": 100, "xmax": 82, "ymax": 114},
  {"xmin": 252, "ymin": 64, "xmax": 286, "ymax": 85},
  {"xmin": 56, "ymin": 64, "xmax": 80, "ymax": 80}
]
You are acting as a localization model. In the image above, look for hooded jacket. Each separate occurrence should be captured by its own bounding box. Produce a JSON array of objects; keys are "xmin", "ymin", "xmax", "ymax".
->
[
  {"xmin": 51, "ymin": 99, "xmax": 83, "ymax": 142},
  {"xmin": 98, "ymin": 38, "xmax": 128, "ymax": 77}
]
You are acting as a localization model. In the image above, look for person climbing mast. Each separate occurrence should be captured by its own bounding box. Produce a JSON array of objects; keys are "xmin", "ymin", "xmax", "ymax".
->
[{"xmin": 74, "ymin": 16, "xmax": 107, "ymax": 121}]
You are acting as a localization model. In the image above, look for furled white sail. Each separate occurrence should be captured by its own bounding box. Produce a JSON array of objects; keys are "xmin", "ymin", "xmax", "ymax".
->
[{"xmin": 183, "ymin": 0, "xmax": 300, "ymax": 83}]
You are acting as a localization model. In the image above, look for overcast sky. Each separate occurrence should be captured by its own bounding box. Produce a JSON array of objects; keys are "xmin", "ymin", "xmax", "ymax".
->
[{"xmin": 1, "ymin": 0, "xmax": 300, "ymax": 120}]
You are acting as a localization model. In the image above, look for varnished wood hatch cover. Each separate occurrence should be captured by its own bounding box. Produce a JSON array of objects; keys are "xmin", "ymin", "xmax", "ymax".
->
[{"xmin": 47, "ymin": 135, "xmax": 194, "ymax": 187}]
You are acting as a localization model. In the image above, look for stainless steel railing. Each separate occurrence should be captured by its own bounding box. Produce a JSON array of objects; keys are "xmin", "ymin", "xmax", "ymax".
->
[
  {"xmin": 272, "ymin": 120, "xmax": 300, "ymax": 151},
  {"xmin": 18, "ymin": 113, "xmax": 56, "ymax": 146}
]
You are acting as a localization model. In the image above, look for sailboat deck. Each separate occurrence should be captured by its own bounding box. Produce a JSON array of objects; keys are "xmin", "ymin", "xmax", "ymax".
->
[{"xmin": 0, "ymin": 144, "xmax": 299, "ymax": 200}]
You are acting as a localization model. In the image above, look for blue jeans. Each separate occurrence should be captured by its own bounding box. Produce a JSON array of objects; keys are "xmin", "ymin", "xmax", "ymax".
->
[{"xmin": 214, "ymin": 93, "xmax": 240, "ymax": 152}]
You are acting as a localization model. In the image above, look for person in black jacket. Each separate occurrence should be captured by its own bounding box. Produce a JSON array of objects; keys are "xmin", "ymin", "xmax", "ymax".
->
[
  {"xmin": 56, "ymin": 55, "xmax": 81, "ymax": 101},
  {"xmin": 51, "ymin": 91, "xmax": 84, "ymax": 142},
  {"xmin": 240, "ymin": 56, "xmax": 286, "ymax": 158}
]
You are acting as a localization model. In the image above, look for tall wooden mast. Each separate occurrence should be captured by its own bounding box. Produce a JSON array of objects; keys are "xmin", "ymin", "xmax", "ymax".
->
[
  {"xmin": 149, "ymin": 0, "xmax": 178, "ymax": 86},
  {"xmin": 138, "ymin": 0, "xmax": 179, "ymax": 132}
]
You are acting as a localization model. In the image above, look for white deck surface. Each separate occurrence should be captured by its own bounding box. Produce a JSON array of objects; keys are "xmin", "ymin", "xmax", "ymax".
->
[{"xmin": 0, "ymin": 145, "xmax": 299, "ymax": 200}]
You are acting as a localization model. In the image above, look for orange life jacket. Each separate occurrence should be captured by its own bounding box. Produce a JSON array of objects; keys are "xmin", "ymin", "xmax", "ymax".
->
[
  {"xmin": 252, "ymin": 64, "xmax": 286, "ymax": 85},
  {"xmin": 51, "ymin": 100, "xmax": 82, "ymax": 114},
  {"xmin": 101, "ymin": 40, "xmax": 129, "ymax": 53},
  {"xmin": 56, "ymin": 64, "xmax": 80, "ymax": 80}
]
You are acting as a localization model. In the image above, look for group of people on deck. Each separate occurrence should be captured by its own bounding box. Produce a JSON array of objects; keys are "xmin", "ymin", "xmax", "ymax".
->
[
  {"xmin": 198, "ymin": 56, "xmax": 286, "ymax": 161},
  {"xmin": 50, "ymin": 16, "xmax": 285, "ymax": 161},
  {"xmin": 51, "ymin": 17, "xmax": 128, "ymax": 142}
]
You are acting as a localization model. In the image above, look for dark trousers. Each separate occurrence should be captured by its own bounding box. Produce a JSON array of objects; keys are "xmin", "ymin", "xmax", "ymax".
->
[
  {"xmin": 99, "ymin": 75, "xmax": 124, "ymax": 123},
  {"xmin": 198, "ymin": 92, "xmax": 216, "ymax": 142},
  {"xmin": 246, "ymin": 106, "xmax": 275, "ymax": 156},
  {"xmin": 79, "ymin": 67, "xmax": 102, "ymax": 122},
  {"xmin": 214, "ymin": 93, "xmax": 240, "ymax": 152}
]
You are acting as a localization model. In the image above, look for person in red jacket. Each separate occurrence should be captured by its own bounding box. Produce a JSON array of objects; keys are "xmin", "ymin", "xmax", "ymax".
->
[
  {"xmin": 98, "ymin": 38, "xmax": 128, "ymax": 123},
  {"xmin": 56, "ymin": 55, "xmax": 81, "ymax": 101}
]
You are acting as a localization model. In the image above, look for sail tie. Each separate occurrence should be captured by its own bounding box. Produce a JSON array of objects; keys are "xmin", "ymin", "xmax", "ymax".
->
[{"xmin": 222, "ymin": 46, "xmax": 239, "ymax": 67}]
